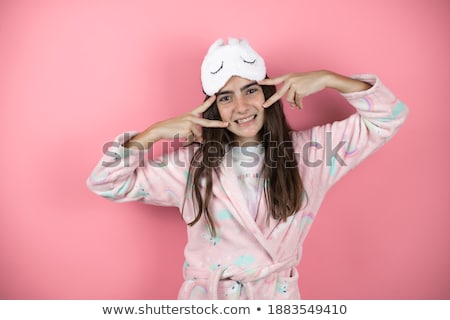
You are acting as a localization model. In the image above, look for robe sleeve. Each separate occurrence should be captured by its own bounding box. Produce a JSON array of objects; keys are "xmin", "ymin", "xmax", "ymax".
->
[
  {"xmin": 86, "ymin": 132, "xmax": 193, "ymax": 209},
  {"xmin": 293, "ymin": 74, "xmax": 409, "ymax": 193}
]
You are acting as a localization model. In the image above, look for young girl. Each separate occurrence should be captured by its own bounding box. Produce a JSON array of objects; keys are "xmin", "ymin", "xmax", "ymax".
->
[{"xmin": 87, "ymin": 38, "xmax": 408, "ymax": 299}]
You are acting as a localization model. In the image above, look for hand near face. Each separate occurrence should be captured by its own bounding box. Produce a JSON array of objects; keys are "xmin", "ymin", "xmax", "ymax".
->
[
  {"xmin": 152, "ymin": 95, "xmax": 229, "ymax": 145},
  {"xmin": 124, "ymin": 96, "xmax": 229, "ymax": 149},
  {"xmin": 259, "ymin": 71, "xmax": 333, "ymax": 109}
]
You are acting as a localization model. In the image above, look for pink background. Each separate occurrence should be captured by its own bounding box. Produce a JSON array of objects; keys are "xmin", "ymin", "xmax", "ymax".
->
[{"xmin": 1, "ymin": 0, "xmax": 449, "ymax": 299}]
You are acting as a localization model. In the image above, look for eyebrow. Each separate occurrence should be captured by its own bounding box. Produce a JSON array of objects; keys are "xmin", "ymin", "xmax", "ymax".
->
[{"xmin": 217, "ymin": 81, "xmax": 259, "ymax": 96}]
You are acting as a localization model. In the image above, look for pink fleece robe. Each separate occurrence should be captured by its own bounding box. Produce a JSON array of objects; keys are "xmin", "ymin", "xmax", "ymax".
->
[{"xmin": 87, "ymin": 74, "xmax": 408, "ymax": 299}]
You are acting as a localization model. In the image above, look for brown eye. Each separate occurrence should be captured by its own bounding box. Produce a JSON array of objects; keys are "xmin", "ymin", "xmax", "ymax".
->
[
  {"xmin": 247, "ymin": 87, "xmax": 258, "ymax": 95},
  {"xmin": 218, "ymin": 95, "xmax": 232, "ymax": 103}
]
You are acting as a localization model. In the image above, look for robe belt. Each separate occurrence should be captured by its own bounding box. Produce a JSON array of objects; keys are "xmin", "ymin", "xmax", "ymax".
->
[{"xmin": 185, "ymin": 256, "xmax": 298, "ymax": 299}]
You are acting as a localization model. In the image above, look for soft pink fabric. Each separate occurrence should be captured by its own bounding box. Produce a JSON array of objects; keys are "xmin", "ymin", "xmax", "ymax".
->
[{"xmin": 87, "ymin": 74, "xmax": 408, "ymax": 299}]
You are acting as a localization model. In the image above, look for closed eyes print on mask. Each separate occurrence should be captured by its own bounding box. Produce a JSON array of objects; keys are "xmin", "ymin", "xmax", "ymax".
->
[
  {"xmin": 241, "ymin": 57, "xmax": 256, "ymax": 64},
  {"xmin": 209, "ymin": 56, "xmax": 256, "ymax": 75},
  {"xmin": 201, "ymin": 38, "xmax": 266, "ymax": 96},
  {"xmin": 210, "ymin": 61, "xmax": 224, "ymax": 74}
]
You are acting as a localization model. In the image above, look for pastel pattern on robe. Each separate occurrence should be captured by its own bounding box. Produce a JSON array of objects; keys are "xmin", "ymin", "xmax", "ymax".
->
[{"xmin": 86, "ymin": 74, "xmax": 408, "ymax": 300}]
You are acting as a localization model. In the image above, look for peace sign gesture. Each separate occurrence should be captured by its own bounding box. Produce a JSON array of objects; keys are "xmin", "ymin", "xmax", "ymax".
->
[
  {"xmin": 125, "ymin": 96, "xmax": 229, "ymax": 149},
  {"xmin": 259, "ymin": 71, "xmax": 332, "ymax": 109}
]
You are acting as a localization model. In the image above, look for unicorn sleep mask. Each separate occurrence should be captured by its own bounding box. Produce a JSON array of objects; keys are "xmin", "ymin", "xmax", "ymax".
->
[{"xmin": 201, "ymin": 38, "xmax": 266, "ymax": 96}]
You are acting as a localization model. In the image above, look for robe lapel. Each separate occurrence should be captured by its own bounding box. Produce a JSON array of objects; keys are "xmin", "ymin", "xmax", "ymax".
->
[
  {"xmin": 254, "ymin": 186, "xmax": 283, "ymax": 241},
  {"xmin": 217, "ymin": 163, "xmax": 278, "ymax": 261}
]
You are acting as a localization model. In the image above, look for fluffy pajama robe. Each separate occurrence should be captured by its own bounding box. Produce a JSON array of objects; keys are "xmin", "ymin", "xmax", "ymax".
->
[{"xmin": 87, "ymin": 74, "xmax": 408, "ymax": 299}]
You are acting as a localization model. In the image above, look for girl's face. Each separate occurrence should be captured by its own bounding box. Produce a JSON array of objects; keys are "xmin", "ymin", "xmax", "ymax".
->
[{"xmin": 216, "ymin": 76, "xmax": 265, "ymax": 146}]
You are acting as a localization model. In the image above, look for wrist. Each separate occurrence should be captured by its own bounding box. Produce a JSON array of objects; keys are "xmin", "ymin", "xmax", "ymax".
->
[
  {"xmin": 323, "ymin": 71, "xmax": 344, "ymax": 90},
  {"xmin": 325, "ymin": 72, "xmax": 371, "ymax": 94},
  {"xmin": 142, "ymin": 123, "xmax": 164, "ymax": 142},
  {"xmin": 123, "ymin": 125, "xmax": 161, "ymax": 150}
]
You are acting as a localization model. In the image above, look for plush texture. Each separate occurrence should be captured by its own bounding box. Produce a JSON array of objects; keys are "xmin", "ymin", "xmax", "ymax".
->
[
  {"xmin": 201, "ymin": 38, "xmax": 266, "ymax": 96},
  {"xmin": 87, "ymin": 75, "xmax": 409, "ymax": 299}
]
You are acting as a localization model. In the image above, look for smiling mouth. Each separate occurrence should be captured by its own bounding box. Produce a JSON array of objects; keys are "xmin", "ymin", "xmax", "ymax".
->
[{"xmin": 235, "ymin": 115, "xmax": 256, "ymax": 124}]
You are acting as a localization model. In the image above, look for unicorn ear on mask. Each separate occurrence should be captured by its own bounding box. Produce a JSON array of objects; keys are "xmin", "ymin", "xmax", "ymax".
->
[
  {"xmin": 206, "ymin": 38, "xmax": 224, "ymax": 55},
  {"xmin": 201, "ymin": 38, "xmax": 266, "ymax": 96}
]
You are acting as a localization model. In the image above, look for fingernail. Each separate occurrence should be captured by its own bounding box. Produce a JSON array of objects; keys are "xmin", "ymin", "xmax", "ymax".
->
[{"xmin": 223, "ymin": 122, "xmax": 229, "ymax": 126}]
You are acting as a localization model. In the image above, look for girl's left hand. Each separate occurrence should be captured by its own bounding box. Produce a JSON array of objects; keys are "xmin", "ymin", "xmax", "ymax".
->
[{"xmin": 259, "ymin": 70, "xmax": 333, "ymax": 109}]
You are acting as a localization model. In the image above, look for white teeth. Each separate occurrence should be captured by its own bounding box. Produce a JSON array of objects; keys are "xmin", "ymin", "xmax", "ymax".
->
[{"xmin": 236, "ymin": 115, "xmax": 255, "ymax": 124}]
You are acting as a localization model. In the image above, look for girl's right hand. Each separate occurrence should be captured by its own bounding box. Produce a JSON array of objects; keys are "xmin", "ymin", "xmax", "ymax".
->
[{"xmin": 125, "ymin": 96, "xmax": 229, "ymax": 149}]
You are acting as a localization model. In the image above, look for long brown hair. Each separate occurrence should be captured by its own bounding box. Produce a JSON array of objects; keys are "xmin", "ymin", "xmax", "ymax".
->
[{"xmin": 184, "ymin": 83, "xmax": 304, "ymax": 236}]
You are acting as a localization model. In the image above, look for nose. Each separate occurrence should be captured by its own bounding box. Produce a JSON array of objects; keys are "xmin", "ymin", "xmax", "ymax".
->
[{"xmin": 233, "ymin": 96, "xmax": 250, "ymax": 113}]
